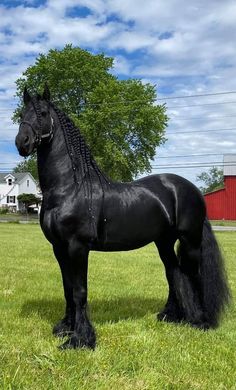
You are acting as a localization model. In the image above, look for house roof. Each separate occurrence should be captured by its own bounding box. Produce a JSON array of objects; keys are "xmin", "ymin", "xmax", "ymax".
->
[
  {"xmin": 0, "ymin": 172, "xmax": 35, "ymax": 184},
  {"xmin": 224, "ymin": 155, "xmax": 236, "ymax": 176},
  {"xmin": 204, "ymin": 186, "xmax": 225, "ymax": 196}
]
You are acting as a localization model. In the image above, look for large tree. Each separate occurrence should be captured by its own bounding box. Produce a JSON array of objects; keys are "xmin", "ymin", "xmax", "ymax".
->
[
  {"xmin": 13, "ymin": 154, "xmax": 38, "ymax": 181},
  {"xmin": 197, "ymin": 167, "xmax": 224, "ymax": 194},
  {"xmin": 13, "ymin": 45, "xmax": 167, "ymax": 181}
]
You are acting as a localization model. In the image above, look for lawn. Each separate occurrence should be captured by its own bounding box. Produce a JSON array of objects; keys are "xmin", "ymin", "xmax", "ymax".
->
[
  {"xmin": 0, "ymin": 224, "xmax": 235, "ymax": 390},
  {"xmin": 0, "ymin": 213, "xmax": 39, "ymax": 223},
  {"xmin": 210, "ymin": 220, "xmax": 236, "ymax": 227}
]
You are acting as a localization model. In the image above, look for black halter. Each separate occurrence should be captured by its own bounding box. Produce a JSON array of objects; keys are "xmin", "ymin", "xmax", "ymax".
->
[{"xmin": 20, "ymin": 99, "xmax": 54, "ymax": 149}]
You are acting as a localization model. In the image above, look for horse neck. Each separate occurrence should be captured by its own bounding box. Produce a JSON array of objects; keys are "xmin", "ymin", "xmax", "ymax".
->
[{"xmin": 37, "ymin": 110, "xmax": 81, "ymax": 194}]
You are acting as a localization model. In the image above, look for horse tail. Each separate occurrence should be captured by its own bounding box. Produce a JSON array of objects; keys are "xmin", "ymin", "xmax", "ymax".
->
[{"xmin": 199, "ymin": 218, "xmax": 231, "ymax": 327}]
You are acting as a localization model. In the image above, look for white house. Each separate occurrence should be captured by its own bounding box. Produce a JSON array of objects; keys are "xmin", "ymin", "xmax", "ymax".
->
[{"xmin": 0, "ymin": 172, "xmax": 40, "ymax": 211}]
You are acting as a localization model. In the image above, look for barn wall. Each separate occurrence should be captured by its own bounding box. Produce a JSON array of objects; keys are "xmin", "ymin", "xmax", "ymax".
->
[
  {"xmin": 204, "ymin": 188, "xmax": 225, "ymax": 220},
  {"xmin": 204, "ymin": 176, "xmax": 236, "ymax": 220},
  {"xmin": 224, "ymin": 176, "xmax": 236, "ymax": 219}
]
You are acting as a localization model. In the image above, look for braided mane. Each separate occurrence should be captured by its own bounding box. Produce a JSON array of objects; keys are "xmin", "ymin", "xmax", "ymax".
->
[
  {"xmin": 50, "ymin": 103, "xmax": 109, "ymax": 185},
  {"xmin": 50, "ymin": 103, "xmax": 109, "ymax": 237}
]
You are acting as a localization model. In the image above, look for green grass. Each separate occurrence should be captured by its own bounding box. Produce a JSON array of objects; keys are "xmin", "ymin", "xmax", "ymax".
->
[
  {"xmin": 210, "ymin": 220, "xmax": 236, "ymax": 227},
  {"xmin": 0, "ymin": 224, "xmax": 235, "ymax": 390},
  {"xmin": 0, "ymin": 213, "xmax": 39, "ymax": 223}
]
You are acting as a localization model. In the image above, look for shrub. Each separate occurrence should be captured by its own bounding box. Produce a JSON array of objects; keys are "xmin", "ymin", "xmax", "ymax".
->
[{"xmin": 0, "ymin": 207, "xmax": 8, "ymax": 214}]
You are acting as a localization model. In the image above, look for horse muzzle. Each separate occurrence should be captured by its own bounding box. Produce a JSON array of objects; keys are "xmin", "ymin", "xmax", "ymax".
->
[{"xmin": 15, "ymin": 131, "xmax": 36, "ymax": 157}]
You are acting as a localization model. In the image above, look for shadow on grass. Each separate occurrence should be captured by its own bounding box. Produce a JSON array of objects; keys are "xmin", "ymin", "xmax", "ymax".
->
[{"xmin": 20, "ymin": 296, "xmax": 165, "ymax": 325}]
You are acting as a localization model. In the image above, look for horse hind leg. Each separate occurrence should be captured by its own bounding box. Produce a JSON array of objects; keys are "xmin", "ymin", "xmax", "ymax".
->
[
  {"xmin": 156, "ymin": 240, "xmax": 184, "ymax": 324},
  {"xmin": 176, "ymin": 237, "xmax": 208, "ymax": 329},
  {"xmin": 157, "ymin": 237, "xmax": 207, "ymax": 329}
]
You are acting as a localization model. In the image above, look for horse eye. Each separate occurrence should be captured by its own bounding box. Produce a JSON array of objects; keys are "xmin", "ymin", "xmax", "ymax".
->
[{"xmin": 41, "ymin": 111, "xmax": 47, "ymax": 117}]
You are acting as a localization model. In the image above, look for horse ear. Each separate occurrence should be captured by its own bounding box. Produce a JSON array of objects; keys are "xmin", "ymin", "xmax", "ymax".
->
[
  {"xmin": 42, "ymin": 83, "xmax": 50, "ymax": 101},
  {"xmin": 23, "ymin": 87, "xmax": 31, "ymax": 105}
]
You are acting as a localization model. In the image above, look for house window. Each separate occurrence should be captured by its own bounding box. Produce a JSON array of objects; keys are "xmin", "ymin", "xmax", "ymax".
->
[
  {"xmin": 8, "ymin": 178, "xmax": 12, "ymax": 186},
  {"xmin": 27, "ymin": 179, "xmax": 30, "ymax": 187},
  {"xmin": 7, "ymin": 196, "xmax": 16, "ymax": 204}
]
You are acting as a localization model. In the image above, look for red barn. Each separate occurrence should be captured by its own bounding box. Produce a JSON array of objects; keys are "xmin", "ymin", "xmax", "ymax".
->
[{"xmin": 204, "ymin": 155, "xmax": 236, "ymax": 220}]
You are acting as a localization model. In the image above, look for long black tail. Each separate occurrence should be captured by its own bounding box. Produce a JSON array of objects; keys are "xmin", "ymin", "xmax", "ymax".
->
[
  {"xmin": 173, "ymin": 218, "xmax": 231, "ymax": 328},
  {"xmin": 199, "ymin": 218, "xmax": 231, "ymax": 327}
]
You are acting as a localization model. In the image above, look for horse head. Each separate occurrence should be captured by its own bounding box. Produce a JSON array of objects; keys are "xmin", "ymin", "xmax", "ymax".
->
[{"xmin": 15, "ymin": 84, "xmax": 54, "ymax": 157}]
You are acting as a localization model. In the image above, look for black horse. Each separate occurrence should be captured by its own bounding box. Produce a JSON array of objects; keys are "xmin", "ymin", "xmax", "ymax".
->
[{"xmin": 15, "ymin": 85, "xmax": 230, "ymax": 349}]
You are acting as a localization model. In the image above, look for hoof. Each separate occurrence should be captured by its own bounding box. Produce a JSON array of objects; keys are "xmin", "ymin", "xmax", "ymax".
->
[
  {"xmin": 58, "ymin": 333, "xmax": 96, "ymax": 350},
  {"xmin": 53, "ymin": 318, "xmax": 72, "ymax": 338},
  {"xmin": 157, "ymin": 310, "xmax": 183, "ymax": 323},
  {"xmin": 189, "ymin": 321, "xmax": 211, "ymax": 331}
]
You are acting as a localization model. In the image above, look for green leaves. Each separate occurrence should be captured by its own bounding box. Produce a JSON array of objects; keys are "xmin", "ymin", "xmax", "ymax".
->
[
  {"xmin": 14, "ymin": 45, "xmax": 168, "ymax": 181},
  {"xmin": 17, "ymin": 193, "xmax": 41, "ymax": 213},
  {"xmin": 197, "ymin": 167, "xmax": 224, "ymax": 194},
  {"xmin": 14, "ymin": 155, "xmax": 38, "ymax": 181}
]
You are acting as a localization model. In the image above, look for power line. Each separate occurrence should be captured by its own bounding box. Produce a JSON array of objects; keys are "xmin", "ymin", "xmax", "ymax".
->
[
  {"xmin": 169, "ymin": 114, "xmax": 236, "ymax": 121},
  {"xmin": 1, "ymin": 91, "xmax": 236, "ymax": 112},
  {"xmin": 168, "ymin": 101, "xmax": 236, "ymax": 109},
  {"xmin": 1, "ymin": 159, "xmax": 236, "ymax": 168},
  {"xmin": 0, "ymin": 162, "xmax": 21, "ymax": 165},
  {"xmin": 0, "ymin": 152, "xmax": 233, "ymax": 165},
  {"xmin": 0, "ymin": 152, "xmax": 234, "ymax": 165},
  {"xmin": 2, "ymin": 114, "xmax": 236, "ymax": 126},
  {"xmin": 152, "ymin": 161, "xmax": 236, "ymax": 167},
  {"xmin": 9, "ymin": 100, "xmax": 236, "ymax": 109},
  {"xmin": 0, "ymin": 90, "xmax": 229, "ymax": 111},
  {"xmin": 167, "ymin": 127, "xmax": 236, "ymax": 135},
  {"xmin": 0, "ymin": 162, "xmax": 235, "ymax": 173},
  {"xmin": 155, "ymin": 153, "xmax": 229, "ymax": 159},
  {"xmin": 1, "ymin": 159, "xmax": 236, "ymax": 171},
  {"xmin": 151, "ymin": 163, "xmax": 236, "ymax": 170},
  {"xmin": 1, "ymin": 126, "xmax": 236, "ymax": 144},
  {"xmin": 157, "ymin": 91, "xmax": 236, "ymax": 100}
]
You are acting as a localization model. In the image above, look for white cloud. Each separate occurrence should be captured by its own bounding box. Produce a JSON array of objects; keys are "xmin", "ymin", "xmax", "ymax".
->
[
  {"xmin": 107, "ymin": 29, "xmax": 156, "ymax": 52},
  {"xmin": 113, "ymin": 55, "xmax": 131, "ymax": 75}
]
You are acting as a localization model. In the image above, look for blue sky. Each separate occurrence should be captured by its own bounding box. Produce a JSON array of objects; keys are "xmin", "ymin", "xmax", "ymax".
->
[{"xmin": 0, "ymin": 0, "xmax": 236, "ymax": 184}]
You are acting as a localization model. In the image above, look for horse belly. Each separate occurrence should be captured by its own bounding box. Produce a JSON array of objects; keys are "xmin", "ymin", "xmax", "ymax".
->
[{"xmin": 98, "ymin": 206, "xmax": 168, "ymax": 251}]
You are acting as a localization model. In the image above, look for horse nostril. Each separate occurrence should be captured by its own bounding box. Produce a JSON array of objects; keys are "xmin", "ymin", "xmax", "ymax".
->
[{"xmin": 24, "ymin": 136, "xmax": 30, "ymax": 145}]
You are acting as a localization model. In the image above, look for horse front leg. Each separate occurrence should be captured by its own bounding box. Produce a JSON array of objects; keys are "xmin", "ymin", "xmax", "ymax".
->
[
  {"xmin": 53, "ymin": 245, "xmax": 75, "ymax": 338},
  {"xmin": 59, "ymin": 241, "xmax": 96, "ymax": 350}
]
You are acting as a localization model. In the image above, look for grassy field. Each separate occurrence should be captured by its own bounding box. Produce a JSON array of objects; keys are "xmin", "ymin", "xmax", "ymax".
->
[
  {"xmin": 0, "ymin": 213, "xmax": 39, "ymax": 223},
  {"xmin": 0, "ymin": 224, "xmax": 235, "ymax": 390},
  {"xmin": 210, "ymin": 220, "xmax": 236, "ymax": 227}
]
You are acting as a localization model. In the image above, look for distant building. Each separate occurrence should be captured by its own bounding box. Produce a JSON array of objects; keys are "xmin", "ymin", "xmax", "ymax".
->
[
  {"xmin": 204, "ymin": 155, "xmax": 236, "ymax": 220},
  {"xmin": 0, "ymin": 172, "xmax": 40, "ymax": 211}
]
